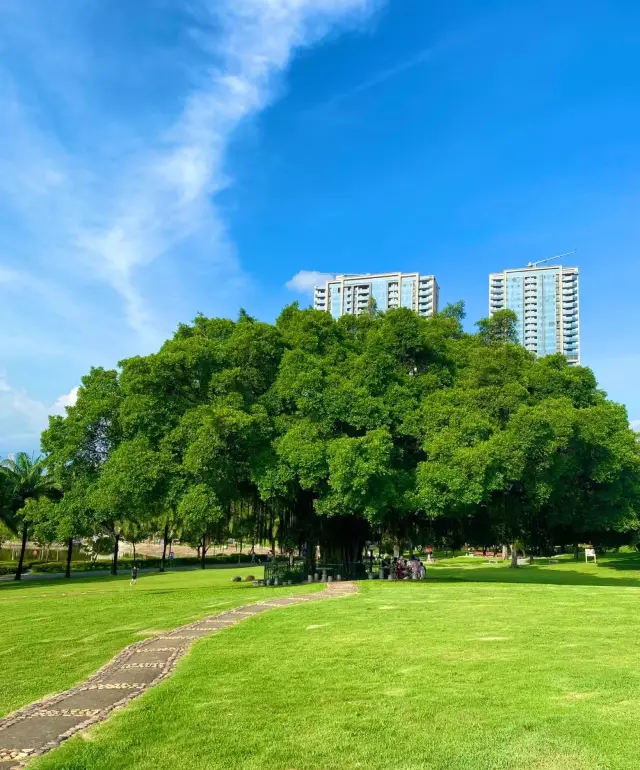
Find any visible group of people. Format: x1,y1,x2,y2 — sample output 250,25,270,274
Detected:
381,555,427,580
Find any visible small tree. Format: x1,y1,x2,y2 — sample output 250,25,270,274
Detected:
476,309,519,344
89,438,167,575
0,453,59,580
178,484,224,569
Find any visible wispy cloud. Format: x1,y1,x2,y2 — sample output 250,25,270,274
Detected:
0,0,382,452
312,45,442,111
287,270,336,294
1,0,381,341
303,31,467,118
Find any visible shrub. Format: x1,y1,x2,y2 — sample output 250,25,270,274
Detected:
232,576,242,582
24,552,270,574
245,575,256,582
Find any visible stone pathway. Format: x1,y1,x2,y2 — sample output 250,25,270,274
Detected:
0,581,358,769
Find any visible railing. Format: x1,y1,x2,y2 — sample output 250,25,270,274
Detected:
263,560,368,584
263,559,308,585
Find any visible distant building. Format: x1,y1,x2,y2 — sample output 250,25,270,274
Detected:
489,264,580,364
314,272,439,319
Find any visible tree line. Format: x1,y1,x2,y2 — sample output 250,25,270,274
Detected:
2,303,639,580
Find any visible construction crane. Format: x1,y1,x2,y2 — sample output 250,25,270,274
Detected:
526,250,577,268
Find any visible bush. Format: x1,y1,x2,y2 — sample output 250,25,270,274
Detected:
204,553,268,564
24,552,270,574
245,575,256,582
0,560,47,575
30,560,102,573
232,576,242,582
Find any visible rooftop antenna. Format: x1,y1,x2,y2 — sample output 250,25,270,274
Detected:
527,249,577,269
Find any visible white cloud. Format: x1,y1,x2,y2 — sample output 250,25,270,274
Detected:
286,270,336,294
630,420,640,433
0,373,79,454
53,386,79,413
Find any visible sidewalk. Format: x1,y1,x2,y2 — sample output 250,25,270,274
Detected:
0,562,261,583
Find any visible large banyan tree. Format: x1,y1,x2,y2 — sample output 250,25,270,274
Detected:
40,303,640,570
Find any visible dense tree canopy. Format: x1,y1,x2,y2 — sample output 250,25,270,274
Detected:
17,302,640,573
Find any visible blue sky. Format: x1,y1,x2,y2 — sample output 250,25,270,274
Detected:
1,0,640,455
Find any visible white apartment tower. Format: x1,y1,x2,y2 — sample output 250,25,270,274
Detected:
314,272,439,319
489,264,580,365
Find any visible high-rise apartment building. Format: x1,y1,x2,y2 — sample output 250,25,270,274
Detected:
489,264,580,364
314,272,439,319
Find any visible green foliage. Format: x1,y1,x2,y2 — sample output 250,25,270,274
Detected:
177,484,224,534
0,520,12,546
24,301,640,565
475,308,519,344
0,453,59,523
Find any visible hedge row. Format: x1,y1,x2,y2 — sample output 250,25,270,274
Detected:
0,551,280,576
20,553,268,574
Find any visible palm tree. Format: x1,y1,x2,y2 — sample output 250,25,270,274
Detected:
0,453,59,581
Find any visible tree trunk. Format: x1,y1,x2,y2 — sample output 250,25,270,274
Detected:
14,521,28,581
111,534,120,575
160,523,169,572
573,543,579,561
201,534,206,570
65,537,73,579
132,541,137,563
510,542,518,569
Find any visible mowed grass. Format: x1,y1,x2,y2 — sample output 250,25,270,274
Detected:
32,555,640,770
0,566,320,717
426,551,640,586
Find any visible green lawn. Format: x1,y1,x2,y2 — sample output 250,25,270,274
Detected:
427,550,640,586
0,566,319,718
29,553,640,770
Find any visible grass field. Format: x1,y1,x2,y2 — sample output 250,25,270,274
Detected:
0,566,321,718
13,553,640,770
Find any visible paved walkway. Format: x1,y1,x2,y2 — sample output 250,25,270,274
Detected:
0,581,359,769
0,563,262,582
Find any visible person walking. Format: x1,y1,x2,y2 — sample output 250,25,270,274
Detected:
130,564,138,585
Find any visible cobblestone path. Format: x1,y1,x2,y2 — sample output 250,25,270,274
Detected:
0,581,359,769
